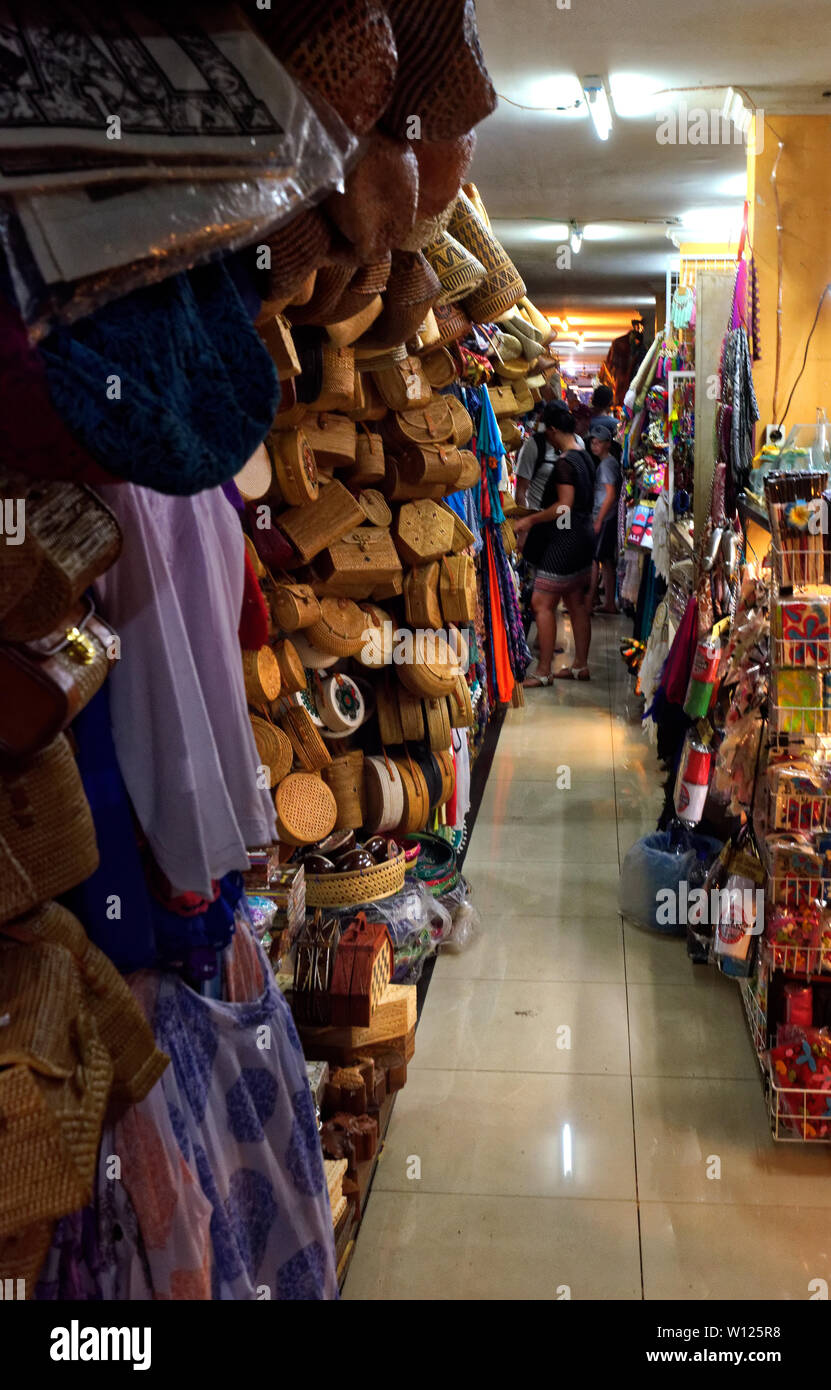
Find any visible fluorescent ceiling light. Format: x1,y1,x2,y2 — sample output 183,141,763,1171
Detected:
722,86,735,119
581,76,613,141
719,171,748,198
569,222,583,255
609,73,667,119
522,74,586,116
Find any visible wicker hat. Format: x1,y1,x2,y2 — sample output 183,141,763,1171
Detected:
288,265,357,329
423,231,486,305
427,301,472,350
235,442,273,501
263,209,333,306
414,132,477,219
382,0,497,141
256,0,397,137
326,295,384,348
397,201,458,255
325,132,419,264
359,252,442,353
449,192,526,323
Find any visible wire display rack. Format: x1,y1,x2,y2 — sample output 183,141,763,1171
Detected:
766,1061,831,1143
740,973,768,1072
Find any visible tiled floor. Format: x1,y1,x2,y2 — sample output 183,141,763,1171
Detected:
343,613,831,1300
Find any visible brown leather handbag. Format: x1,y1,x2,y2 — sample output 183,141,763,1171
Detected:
0,599,118,759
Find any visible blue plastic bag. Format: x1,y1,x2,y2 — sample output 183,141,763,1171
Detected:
620,830,722,935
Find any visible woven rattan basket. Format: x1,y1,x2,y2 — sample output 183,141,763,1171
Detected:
304,850,406,908
357,489,392,528
302,413,357,470
396,684,425,742
306,597,367,656
403,562,442,628
381,397,454,449
278,478,365,566
363,755,405,833
398,630,461,698
422,347,457,389
394,499,457,567
270,429,319,506
356,604,395,668
449,673,474,728
349,378,388,424
273,638,306,693
372,357,432,412
242,646,282,704
275,773,337,846
446,395,474,448
309,346,356,414
321,750,366,830
452,451,480,492
280,706,332,772
376,676,405,745
249,714,294,787
269,581,320,633
435,749,455,805
423,695,452,751
0,734,99,924
392,757,430,835
348,427,386,487
440,553,476,624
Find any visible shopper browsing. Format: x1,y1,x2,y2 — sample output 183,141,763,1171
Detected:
513,402,597,683
587,422,622,614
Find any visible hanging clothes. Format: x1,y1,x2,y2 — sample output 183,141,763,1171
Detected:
94,484,275,899
604,327,647,406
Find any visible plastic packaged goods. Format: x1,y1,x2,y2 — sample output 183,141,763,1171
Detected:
620,829,723,936
673,731,714,827
0,2,356,334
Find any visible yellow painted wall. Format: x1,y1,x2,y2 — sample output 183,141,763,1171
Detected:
751,114,831,430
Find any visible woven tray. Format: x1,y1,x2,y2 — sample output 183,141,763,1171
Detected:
305,850,407,908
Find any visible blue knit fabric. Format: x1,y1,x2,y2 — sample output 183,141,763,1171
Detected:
40,261,279,496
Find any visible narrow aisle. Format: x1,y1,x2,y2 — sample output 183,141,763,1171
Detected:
344,618,831,1301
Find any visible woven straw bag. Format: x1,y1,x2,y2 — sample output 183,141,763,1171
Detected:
306,597,367,657
512,379,534,414
440,553,477,623
501,518,517,555
275,772,337,846
500,419,522,450
279,706,332,772
327,295,384,350
270,429,319,506
290,633,339,670
376,674,405,745
315,527,402,600
249,713,294,787
422,348,456,389
382,0,496,141
449,191,525,322
394,499,457,566
423,230,486,304
440,501,476,552
309,346,356,413
372,357,432,412
242,646,282,704
452,450,480,491
347,427,386,488
356,604,394,668
381,396,454,448
278,478,365,566
396,684,425,742
423,696,452,751
273,395,309,430
424,301,472,350
446,396,474,447
357,489,392,528
398,630,461,698
0,734,99,924
363,756,405,835
403,562,442,628
383,459,446,503
435,749,455,805
487,384,519,420
449,672,474,728
257,312,301,380
348,376,387,423
372,573,404,601
395,442,463,490
392,756,429,835
269,580,321,632
322,750,365,830
0,476,122,644
302,414,357,470
273,638,307,693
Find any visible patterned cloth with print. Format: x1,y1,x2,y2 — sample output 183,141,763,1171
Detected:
110,912,337,1300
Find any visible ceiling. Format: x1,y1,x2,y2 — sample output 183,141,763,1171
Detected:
470,0,831,349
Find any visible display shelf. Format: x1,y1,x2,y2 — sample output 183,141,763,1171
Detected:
336,1090,397,1292
766,1061,831,1143
740,974,768,1069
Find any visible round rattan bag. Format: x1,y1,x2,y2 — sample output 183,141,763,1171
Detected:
306,597,367,657
358,489,392,528
273,638,307,694
242,646,282,705
249,714,293,788
423,695,451,751
275,773,337,846
397,683,425,742
321,750,366,830
392,756,430,835
363,755,405,835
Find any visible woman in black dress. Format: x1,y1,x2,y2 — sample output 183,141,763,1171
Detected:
513,402,596,682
